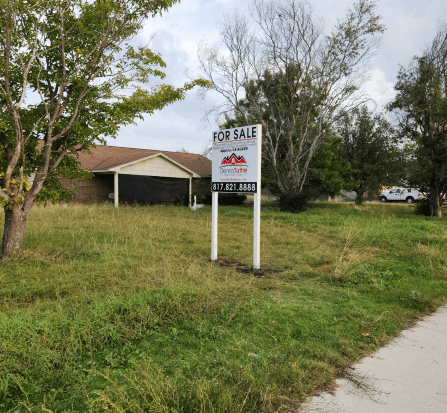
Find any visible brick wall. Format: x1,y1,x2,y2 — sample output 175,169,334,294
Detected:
60,174,113,204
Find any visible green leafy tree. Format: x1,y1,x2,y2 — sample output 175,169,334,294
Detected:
199,0,384,212
335,105,401,204
0,0,209,258
387,24,447,217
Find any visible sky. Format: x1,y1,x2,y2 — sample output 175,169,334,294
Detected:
106,0,447,154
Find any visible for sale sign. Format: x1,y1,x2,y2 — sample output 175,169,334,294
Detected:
212,124,262,193
210,124,262,269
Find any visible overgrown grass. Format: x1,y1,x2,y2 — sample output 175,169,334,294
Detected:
1,201,446,412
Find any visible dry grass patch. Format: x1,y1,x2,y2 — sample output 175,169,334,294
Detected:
331,247,390,279
413,242,447,280
414,242,447,264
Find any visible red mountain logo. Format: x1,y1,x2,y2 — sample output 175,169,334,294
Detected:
221,153,247,166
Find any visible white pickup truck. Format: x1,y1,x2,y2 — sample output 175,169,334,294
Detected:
379,188,423,204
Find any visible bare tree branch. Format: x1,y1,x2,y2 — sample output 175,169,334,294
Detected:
198,0,384,203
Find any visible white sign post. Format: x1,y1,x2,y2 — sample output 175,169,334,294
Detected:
211,124,262,269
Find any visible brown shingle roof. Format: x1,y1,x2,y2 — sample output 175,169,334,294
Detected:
74,145,211,177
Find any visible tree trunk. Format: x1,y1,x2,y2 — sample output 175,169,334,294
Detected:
354,192,364,205
1,205,30,258
432,195,442,217
429,188,442,218
354,187,365,205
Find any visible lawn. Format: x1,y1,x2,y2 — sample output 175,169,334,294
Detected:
1,201,446,412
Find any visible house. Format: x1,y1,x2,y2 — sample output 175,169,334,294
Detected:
37,145,212,207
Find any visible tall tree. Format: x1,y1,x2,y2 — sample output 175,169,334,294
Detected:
335,105,401,204
199,0,384,211
387,24,447,217
220,67,353,211
0,0,209,258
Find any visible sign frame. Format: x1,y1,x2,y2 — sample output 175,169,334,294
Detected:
211,124,262,269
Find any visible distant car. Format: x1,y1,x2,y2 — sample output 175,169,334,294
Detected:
379,188,423,204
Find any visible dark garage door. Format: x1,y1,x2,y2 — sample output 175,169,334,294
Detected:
118,175,189,204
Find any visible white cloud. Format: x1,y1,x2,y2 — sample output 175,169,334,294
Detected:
110,91,214,153
363,69,396,112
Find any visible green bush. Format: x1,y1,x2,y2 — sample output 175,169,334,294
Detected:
203,193,247,206
279,193,310,213
414,198,431,216
191,191,209,205
219,193,247,206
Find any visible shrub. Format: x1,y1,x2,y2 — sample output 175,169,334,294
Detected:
414,198,431,216
191,191,208,205
219,194,247,206
279,193,310,213
203,193,247,206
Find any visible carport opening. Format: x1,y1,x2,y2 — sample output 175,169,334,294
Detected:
117,175,189,205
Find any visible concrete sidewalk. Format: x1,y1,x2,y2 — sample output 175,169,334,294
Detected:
299,305,447,413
